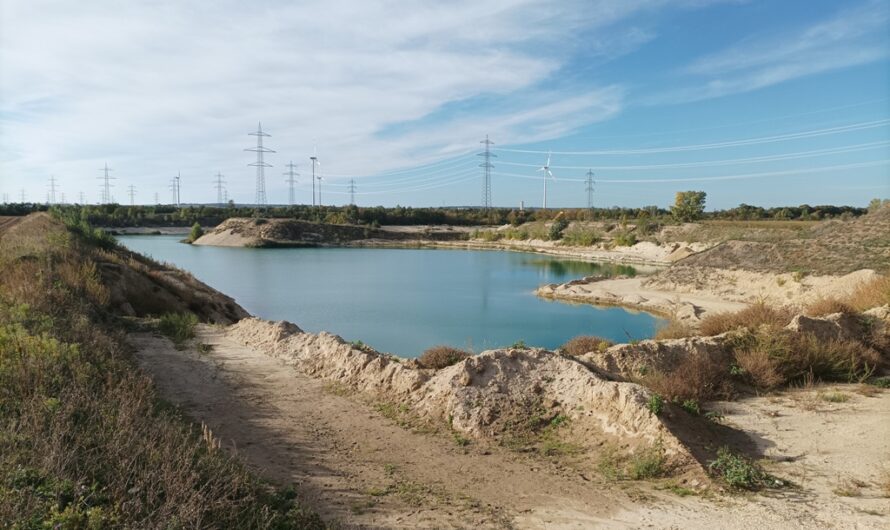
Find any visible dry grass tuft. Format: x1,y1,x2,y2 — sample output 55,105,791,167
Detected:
698,301,794,337
639,352,731,402
417,345,472,370
804,297,856,317
654,319,695,340
844,275,890,311
733,348,784,390
560,335,614,356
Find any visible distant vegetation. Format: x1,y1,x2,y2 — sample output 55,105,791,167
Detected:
0,198,875,229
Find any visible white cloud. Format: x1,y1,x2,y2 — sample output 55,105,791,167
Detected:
0,0,748,202
654,0,890,104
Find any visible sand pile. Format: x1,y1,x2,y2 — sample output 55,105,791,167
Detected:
227,318,699,468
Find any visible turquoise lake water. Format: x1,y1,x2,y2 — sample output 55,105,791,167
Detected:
117,235,663,357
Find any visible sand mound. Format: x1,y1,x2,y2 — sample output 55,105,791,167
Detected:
228,318,700,469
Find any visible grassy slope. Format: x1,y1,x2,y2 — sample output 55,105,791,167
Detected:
0,214,323,528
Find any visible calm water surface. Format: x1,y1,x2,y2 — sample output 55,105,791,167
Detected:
118,235,662,357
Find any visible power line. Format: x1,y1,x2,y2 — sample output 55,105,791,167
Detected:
478,135,495,209
246,122,274,208
495,141,890,171
127,184,136,206
348,178,356,205
310,146,320,207
20,189,26,202
494,119,890,156
98,163,115,204
47,175,59,204
214,172,227,206
283,162,299,206
492,160,889,184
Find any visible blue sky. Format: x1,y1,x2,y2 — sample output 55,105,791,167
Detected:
1,0,888,209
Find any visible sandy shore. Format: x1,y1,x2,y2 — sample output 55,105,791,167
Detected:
538,268,879,322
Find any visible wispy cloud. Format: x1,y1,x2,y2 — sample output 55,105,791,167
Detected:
655,0,890,103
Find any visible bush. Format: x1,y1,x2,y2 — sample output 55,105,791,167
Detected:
560,227,601,246
627,442,668,480
548,218,569,240
560,335,613,356
804,297,855,317
612,232,637,246
158,312,199,345
188,222,204,242
708,447,772,490
698,301,793,336
640,352,731,402
417,345,471,370
843,275,890,311
647,394,664,416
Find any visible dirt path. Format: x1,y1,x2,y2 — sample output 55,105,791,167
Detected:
0,216,23,235
129,326,890,529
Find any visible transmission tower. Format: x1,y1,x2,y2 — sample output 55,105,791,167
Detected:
154,192,159,205
98,163,115,204
348,178,356,205
78,192,86,204
59,192,66,204
2,193,8,203
283,162,299,206
477,135,495,209
170,172,181,206
309,148,320,207
585,169,595,210
213,172,227,206
127,184,137,205
246,122,274,208
48,175,59,204
20,189,26,202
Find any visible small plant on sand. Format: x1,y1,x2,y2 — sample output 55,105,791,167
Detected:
560,335,613,356
417,345,471,370
708,447,775,490
868,376,890,388
833,477,867,497
158,312,198,345
647,394,664,416
821,391,849,403
680,399,701,415
628,442,668,480
510,339,527,349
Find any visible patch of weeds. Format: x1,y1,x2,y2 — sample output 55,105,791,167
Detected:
597,442,668,481
196,343,213,354
452,432,470,447
350,340,375,353
157,312,198,346
323,381,352,397
708,447,780,491
821,391,850,403
383,464,397,476
628,442,668,480
647,394,664,416
680,399,701,415
350,499,376,515
867,376,890,389
659,482,698,497
510,339,527,349
362,486,389,497
550,414,569,427
833,477,867,497
540,438,581,457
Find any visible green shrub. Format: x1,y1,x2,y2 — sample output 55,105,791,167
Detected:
680,399,701,415
613,232,637,246
560,335,613,356
708,447,774,490
560,227,601,246
417,345,471,369
158,312,199,345
188,222,204,242
628,442,667,480
548,218,569,240
647,394,664,416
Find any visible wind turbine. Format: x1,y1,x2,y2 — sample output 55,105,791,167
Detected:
538,151,555,209
309,145,320,207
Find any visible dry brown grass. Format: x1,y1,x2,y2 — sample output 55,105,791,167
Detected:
698,301,794,336
638,352,731,402
844,275,890,311
733,349,784,390
417,345,472,370
804,297,856,317
653,319,695,340
560,335,614,356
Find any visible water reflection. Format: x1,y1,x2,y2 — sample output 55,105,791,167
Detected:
520,258,637,279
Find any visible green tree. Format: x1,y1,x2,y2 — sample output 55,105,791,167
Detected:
671,191,707,222
188,222,204,242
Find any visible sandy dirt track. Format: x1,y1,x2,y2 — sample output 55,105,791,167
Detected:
130,325,890,529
